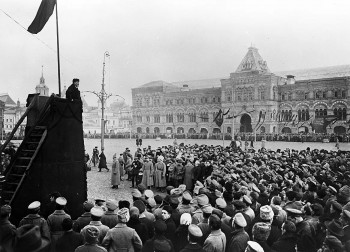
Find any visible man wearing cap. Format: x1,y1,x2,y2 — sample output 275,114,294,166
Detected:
286,207,317,252
81,207,109,244
179,224,205,252
131,156,143,188
0,205,16,252
197,205,213,242
203,214,226,252
227,213,249,252
73,201,94,232
271,220,297,252
244,241,264,252
19,201,50,240
178,191,195,215
47,197,71,249
101,200,119,229
162,206,177,245
43,191,61,219
192,194,209,225
102,208,142,252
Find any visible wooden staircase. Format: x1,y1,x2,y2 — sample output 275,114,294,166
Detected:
1,126,47,204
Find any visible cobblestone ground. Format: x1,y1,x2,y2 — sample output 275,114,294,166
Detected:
84,138,350,201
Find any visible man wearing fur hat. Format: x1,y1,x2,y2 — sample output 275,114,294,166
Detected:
102,208,142,252
154,155,167,191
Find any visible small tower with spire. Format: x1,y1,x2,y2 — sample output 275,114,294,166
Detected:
35,66,49,96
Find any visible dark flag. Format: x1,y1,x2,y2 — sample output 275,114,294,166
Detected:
214,109,224,127
28,0,56,34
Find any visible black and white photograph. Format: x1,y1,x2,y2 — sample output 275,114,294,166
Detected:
1,0,350,251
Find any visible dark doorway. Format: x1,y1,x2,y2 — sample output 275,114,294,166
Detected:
240,114,252,132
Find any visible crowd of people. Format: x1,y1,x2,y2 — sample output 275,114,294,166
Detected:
1,141,350,252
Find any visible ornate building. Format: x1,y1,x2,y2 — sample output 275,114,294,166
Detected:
131,47,350,136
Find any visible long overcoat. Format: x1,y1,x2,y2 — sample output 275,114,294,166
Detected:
111,160,121,186
141,161,154,187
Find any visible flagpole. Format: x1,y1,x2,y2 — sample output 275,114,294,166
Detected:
55,0,62,97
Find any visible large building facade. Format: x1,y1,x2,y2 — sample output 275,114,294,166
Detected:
131,47,350,136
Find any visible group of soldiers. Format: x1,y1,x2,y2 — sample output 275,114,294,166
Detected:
1,142,350,252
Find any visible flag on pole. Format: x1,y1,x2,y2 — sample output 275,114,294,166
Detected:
28,0,56,34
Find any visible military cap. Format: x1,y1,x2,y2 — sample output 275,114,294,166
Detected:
233,212,247,228
182,191,193,201
147,198,156,208
243,195,252,205
197,194,209,206
252,184,260,193
144,189,154,199
329,186,337,194
90,206,104,217
169,195,179,205
202,205,213,214
56,197,67,206
106,199,118,211
170,188,181,196
28,201,41,210
216,198,227,209
285,208,303,216
131,189,142,198
188,224,203,237
246,241,264,252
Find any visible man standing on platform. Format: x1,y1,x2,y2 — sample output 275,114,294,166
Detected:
66,78,81,101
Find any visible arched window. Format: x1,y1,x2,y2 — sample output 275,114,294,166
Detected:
288,93,292,100
298,110,301,121
301,109,306,121
342,90,346,98
334,108,338,119
289,110,292,121
315,109,319,118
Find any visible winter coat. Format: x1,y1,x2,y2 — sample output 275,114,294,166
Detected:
154,161,167,187
141,161,154,187
55,230,84,252
271,233,296,252
102,223,143,252
227,228,250,252
183,163,194,190
19,213,50,240
142,235,175,252
203,230,226,252
73,212,92,232
127,217,150,244
111,160,121,186
99,152,107,168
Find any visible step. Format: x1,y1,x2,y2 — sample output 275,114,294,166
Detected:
26,142,39,144
6,182,19,186
8,174,23,178
13,165,27,168
22,149,36,152
18,157,32,160
2,190,15,194
34,126,46,129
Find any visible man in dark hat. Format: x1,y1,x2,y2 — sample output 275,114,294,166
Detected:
73,201,94,232
43,191,61,219
66,78,81,101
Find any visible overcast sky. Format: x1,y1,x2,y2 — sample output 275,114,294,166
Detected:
1,0,350,105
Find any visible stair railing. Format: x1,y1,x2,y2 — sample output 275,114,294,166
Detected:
1,94,55,176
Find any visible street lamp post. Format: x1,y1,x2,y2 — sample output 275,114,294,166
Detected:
82,51,125,151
